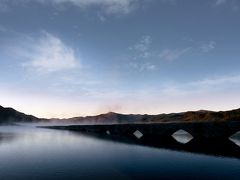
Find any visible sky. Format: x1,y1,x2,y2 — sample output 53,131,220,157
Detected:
0,0,240,118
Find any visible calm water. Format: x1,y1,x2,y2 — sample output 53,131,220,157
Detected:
0,126,240,180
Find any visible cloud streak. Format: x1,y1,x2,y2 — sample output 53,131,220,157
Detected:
129,62,157,71
214,0,227,6
0,0,150,15
161,74,240,96
200,41,216,53
159,47,192,61
22,32,80,74
48,0,138,14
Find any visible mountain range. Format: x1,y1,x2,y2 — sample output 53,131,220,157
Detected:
1,105,240,125
0,105,39,124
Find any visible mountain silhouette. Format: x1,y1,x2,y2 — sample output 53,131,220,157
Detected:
1,105,240,125
0,105,39,124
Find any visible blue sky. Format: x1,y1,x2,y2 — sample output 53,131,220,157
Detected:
0,0,240,118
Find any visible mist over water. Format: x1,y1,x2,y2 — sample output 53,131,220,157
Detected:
0,125,240,180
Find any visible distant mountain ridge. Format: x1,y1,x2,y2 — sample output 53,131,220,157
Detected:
1,105,240,125
0,105,39,124
65,109,240,124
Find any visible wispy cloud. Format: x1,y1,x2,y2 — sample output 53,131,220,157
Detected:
128,35,158,71
213,0,239,11
182,37,216,53
129,62,157,71
161,74,240,96
50,0,137,14
0,0,179,15
128,35,194,71
159,47,192,61
21,32,80,74
97,12,107,22
200,41,216,53
128,35,218,72
191,74,240,87
0,0,151,15
214,0,227,6
129,35,152,59
132,35,152,52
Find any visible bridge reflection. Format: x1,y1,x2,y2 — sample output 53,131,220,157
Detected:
44,121,240,159
43,122,240,159
72,130,240,160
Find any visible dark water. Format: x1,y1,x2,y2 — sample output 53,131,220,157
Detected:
0,126,240,180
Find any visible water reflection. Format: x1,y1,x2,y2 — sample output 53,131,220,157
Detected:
229,131,240,147
70,129,240,160
171,129,193,144
0,133,18,145
0,126,240,180
133,130,143,139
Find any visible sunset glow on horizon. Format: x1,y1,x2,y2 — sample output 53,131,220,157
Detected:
1,0,240,118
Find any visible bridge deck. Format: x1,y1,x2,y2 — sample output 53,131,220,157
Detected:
45,121,240,139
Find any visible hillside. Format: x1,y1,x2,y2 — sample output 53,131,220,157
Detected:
1,105,240,125
0,106,39,124
65,109,240,124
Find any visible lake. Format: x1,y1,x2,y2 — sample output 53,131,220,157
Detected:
0,125,240,180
